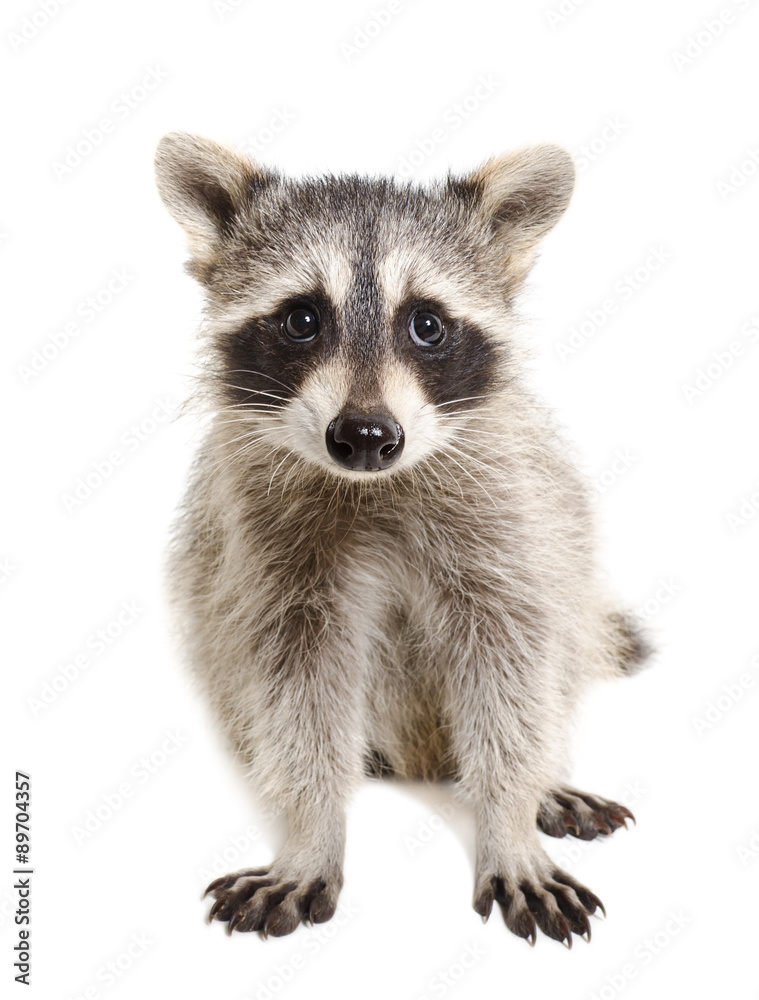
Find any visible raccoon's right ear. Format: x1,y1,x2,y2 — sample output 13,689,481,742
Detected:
458,144,575,281
154,132,271,264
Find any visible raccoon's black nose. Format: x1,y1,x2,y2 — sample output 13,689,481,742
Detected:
326,413,405,472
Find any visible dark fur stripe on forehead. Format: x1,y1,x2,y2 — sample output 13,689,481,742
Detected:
338,240,387,402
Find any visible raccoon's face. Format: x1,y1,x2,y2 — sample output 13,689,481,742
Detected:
155,133,574,480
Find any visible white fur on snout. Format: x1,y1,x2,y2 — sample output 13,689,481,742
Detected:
281,358,456,480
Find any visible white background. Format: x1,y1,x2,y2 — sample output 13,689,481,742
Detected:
4,0,759,997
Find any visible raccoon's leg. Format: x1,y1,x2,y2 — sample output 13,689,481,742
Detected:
204,621,365,938
441,600,605,947
538,787,634,840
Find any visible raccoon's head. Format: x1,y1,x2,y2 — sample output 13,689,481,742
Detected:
155,132,574,481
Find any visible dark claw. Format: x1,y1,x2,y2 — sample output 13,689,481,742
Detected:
264,902,303,938
509,905,537,946
577,886,605,918
561,811,581,837
203,866,269,899
309,890,336,924
208,896,231,922
537,805,569,838
608,805,635,828
594,817,615,836
480,859,604,945
490,879,537,944
203,874,237,898
549,884,592,939
473,878,496,921
204,869,338,938
552,870,606,917
541,789,637,842
520,882,574,947
207,877,273,925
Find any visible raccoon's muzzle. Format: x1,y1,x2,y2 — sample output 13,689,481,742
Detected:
325,413,404,472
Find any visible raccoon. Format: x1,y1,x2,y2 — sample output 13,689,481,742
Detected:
154,132,650,947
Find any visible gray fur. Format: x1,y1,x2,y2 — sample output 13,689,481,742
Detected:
155,132,649,944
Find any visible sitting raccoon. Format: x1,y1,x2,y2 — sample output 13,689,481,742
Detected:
155,132,649,947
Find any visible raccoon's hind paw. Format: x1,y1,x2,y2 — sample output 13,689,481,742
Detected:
537,787,634,841
474,865,604,947
204,866,340,937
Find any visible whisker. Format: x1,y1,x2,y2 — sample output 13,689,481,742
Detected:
211,416,283,431
225,369,296,394
436,413,505,423
268,442,297,496
424,395,490,409
445,435,505,463
202,434,280,476
426,454,465,501
217,401,286,412
209,426,282,454
220,385,291,404
443,442,502,480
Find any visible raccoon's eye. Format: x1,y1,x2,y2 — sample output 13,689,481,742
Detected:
284,307,320,342
409,311,444,347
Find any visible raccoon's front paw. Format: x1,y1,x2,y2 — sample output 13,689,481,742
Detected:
537,787,634,841
474,863,604,947
204,865,341,937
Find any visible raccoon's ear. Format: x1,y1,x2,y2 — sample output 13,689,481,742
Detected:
461,144,575,279
154,131,269,261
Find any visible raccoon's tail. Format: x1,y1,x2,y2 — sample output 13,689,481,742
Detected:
607,610,653,676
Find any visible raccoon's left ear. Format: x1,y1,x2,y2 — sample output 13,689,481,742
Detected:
154,131,272,270
459,144,575,280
